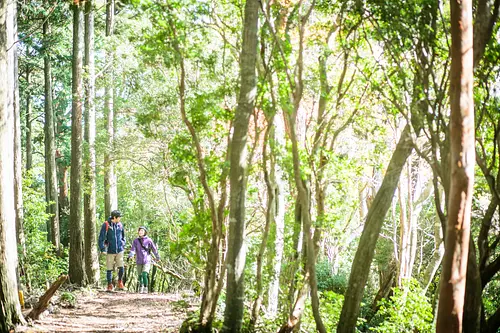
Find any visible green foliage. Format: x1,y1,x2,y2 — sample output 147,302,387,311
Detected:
21,174,67,290
369,280,433,333
316,260,348,294
300,291,345,332
59,291,77,308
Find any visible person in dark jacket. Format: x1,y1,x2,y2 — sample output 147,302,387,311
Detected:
127,226,160,293
98,210,126,291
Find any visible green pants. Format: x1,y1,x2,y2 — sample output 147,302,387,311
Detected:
137,263,151,287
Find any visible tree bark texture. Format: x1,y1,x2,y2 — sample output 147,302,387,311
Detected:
337,124,414,333
43,7,60,253
436,0,474,331
0,0,25,329
84,0,99,285
11,0,25,268
68,2,86,286
104,0,117,217
221,0,259,331
25,62,32,171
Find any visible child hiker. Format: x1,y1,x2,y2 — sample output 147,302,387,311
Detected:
98,210,126,291
127,226,160,293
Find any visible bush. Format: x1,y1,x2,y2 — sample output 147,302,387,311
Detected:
20,174,67,290
316,260,348,294
369,279,433,333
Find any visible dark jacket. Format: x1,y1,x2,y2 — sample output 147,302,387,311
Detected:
98,218,126,254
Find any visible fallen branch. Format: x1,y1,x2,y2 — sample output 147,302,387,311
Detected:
152,262,184,280
27,274,68,320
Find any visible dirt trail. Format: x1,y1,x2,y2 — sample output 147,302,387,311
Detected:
17,290,193,333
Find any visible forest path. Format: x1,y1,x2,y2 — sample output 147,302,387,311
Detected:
17,289,192,333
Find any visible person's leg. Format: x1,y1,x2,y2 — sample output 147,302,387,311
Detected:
116,252,125,289
136,264,144,292
142,263,151,293
106,254,115,290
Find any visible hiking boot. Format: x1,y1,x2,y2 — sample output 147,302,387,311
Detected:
107,283,113,291
117,280,125,290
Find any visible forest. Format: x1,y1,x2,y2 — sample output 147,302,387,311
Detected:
0,0,499,332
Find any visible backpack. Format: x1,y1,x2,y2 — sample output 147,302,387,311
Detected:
103,221,117,246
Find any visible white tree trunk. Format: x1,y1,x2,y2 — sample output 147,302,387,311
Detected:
267,113,286,317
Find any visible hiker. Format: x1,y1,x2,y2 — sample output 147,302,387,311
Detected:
127,226,160,293
98,210,126,291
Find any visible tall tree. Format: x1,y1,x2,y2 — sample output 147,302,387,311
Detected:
266,114,286,317
0,0,25,329
24,48,32,171
221,0,259,331
104,0,117,217
436,0,474,331
83,0,99,285
68,0,86,286
43,0,60,253
12,0,25,265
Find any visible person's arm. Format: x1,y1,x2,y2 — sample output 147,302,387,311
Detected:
98,223,106,252
121,224,126,249
128,239,136,258
151,240,160,261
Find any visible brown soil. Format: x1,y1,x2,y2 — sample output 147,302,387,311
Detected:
16,290,194,333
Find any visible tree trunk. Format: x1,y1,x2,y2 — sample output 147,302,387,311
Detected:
25,61,32,171
463,242,481,333
436,0,474,331
422,210,445,292
68,1,86,286
57,163,70,246
0,0,25,328
221,1,259,331
12,0,25,267
267,113,286,317
284,91,326,332
286,196,303,314
337,124,414,333
462,1,500,326
43,7,60,254
104,0,117,217
83,0,99,285
250,124,276,328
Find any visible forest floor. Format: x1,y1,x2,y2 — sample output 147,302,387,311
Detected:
16,289,196,333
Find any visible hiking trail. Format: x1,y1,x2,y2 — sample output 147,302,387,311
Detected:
16,290,194,333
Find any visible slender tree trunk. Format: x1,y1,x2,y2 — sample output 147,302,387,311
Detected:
337,124,414,333
462,0,500,327
286,196,303,315
0,0,26,329
221,0,259,331
169,22,228,329
267,114,286,317
285,112,326,333
397,180,409,287
68,1,86,286
422,210,445,292
250,125,276,328
104,0,117,217
25,61,32,171
43,8,60,254
57,162,70,246
84,0,99,285
436,0,474,331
